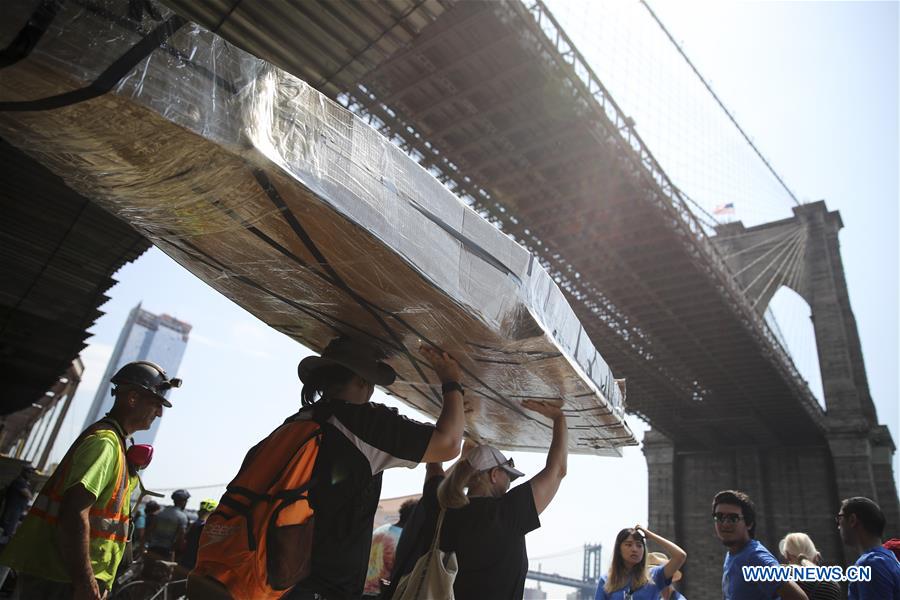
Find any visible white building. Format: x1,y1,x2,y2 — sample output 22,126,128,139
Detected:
83,303,191,445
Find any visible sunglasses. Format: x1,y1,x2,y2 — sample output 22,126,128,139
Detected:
713,513,744,524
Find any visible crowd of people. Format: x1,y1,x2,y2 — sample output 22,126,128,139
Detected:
126,491,219,570
369,473,899,600
0,338,897,600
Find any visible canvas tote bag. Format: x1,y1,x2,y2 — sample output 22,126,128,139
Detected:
393,509,458,600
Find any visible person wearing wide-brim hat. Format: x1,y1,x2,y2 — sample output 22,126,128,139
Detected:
283,336,466,600
646,551,687,599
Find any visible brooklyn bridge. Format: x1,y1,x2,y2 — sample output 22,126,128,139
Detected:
0,1,895,596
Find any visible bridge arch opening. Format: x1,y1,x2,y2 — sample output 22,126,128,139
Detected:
764,286,825,409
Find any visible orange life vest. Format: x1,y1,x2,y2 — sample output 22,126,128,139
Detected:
29,418,130,544
192,411,322,600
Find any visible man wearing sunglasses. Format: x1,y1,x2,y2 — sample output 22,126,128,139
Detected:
712,490,808,600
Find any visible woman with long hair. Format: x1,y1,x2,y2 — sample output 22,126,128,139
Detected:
595,525,686,600
778,532,841,600
191,337,466,600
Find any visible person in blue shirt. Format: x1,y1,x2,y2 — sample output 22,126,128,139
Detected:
646,551,687,600
838,496,900,600
594,525,686,600
713,490,807,600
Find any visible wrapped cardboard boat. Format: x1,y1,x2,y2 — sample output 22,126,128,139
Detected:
0,0,635,454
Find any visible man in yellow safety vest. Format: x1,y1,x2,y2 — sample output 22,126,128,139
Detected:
0,361,182,600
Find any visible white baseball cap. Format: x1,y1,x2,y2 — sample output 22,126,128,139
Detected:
466,445,525,480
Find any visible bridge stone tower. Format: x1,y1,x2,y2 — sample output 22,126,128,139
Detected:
644,201,898,599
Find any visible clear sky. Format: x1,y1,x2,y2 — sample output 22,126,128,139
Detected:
43,2,898,597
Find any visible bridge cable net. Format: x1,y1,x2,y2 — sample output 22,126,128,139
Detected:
542,0,801,229
538,0,826,405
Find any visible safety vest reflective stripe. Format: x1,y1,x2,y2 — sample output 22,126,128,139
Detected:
106,450,127,515
32,494,125,520
87,515,129,541
31,422,131,545
29,506,57,524
30,496,129,542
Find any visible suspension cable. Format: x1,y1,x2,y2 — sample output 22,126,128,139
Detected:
639,0,801,207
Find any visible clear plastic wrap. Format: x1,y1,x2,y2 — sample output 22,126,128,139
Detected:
0,0,635,454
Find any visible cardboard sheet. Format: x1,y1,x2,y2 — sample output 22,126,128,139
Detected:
0,0,635,454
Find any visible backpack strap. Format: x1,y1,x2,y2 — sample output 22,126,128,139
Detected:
218,417,322,551
282,401,333,425
282,410,310,425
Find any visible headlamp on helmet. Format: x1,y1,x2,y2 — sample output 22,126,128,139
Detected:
110,361,182,407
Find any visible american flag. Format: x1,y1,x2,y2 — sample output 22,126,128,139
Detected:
714,202,735,216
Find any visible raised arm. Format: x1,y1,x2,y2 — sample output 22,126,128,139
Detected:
420,347,465,463
635,525,687,581
523,400,568,515
425,462,445,481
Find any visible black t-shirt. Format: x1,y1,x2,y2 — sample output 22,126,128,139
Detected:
440,481,541,600
294,400,433,600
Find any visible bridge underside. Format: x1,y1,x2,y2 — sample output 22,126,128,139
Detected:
164,0,825,449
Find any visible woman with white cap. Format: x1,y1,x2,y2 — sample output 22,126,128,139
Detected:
426,399,568,600
646,551,687,600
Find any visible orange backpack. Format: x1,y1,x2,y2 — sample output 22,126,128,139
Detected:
192,411,323,600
